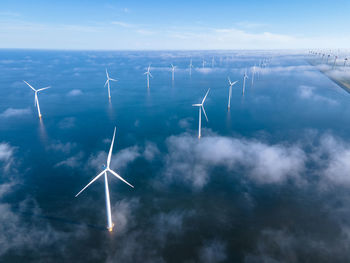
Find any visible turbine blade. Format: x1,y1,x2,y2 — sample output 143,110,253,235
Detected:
24,80,36,91
37,86,50,92
201,88,210,104
109,78,118,82
149,73,153,78
108,169,134,188
202,105,208,122
228,77,231,85
75,169,106,197
104,79,109,87
231,80,238,86
106,68,109,78
192,104,201,106
107,127,116,168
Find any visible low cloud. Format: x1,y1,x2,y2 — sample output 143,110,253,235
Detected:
143,142,160,161
162,133,306,189
67,89,83,96
111,198,140,234
298,85,337,105
88,146,140,172
0,143,15,172
55,151,84,168
0,108,30,118
47,141,76,154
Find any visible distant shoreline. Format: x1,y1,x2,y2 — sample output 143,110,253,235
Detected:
307,59,350,94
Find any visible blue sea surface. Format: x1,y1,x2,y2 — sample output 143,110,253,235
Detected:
1,50,350,262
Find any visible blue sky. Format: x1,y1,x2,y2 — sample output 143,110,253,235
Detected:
1,0,350,50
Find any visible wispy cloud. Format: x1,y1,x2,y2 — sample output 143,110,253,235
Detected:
162,133,306,189
0,108,31,118
0,143,15,172
67,89,83,96
298,85,338,105
111,21,135,28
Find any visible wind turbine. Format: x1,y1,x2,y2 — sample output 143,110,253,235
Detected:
251,65,256,86
333,56,338,68
192,89,210,139
344,58,348,67
202,59,206,68
75,127,134,232
227,77,238,109
211,56,215,67
242,69,248,96
24,81,50,119
171,64,176,81
144,64,153,88
105,69,118,100
189,59,193,76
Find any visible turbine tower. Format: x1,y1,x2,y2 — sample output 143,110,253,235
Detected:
333,56,338,69
242,69,248,96
105,69,118,100
23,80,50,119
227,77,238,109
171,64,175,81
202,59,206,69
75,127,134,232
144,64,153,88
189,59,193,76
192,89,210,139
251,65,256,86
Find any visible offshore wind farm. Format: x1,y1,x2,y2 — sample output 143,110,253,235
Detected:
1,1,350,263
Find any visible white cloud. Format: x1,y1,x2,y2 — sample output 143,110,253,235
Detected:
47,141,76,154
0,108,31,118
88,146,140,172
178,117,193,129
111,21,134,28
162,134,306,189
111,198,140,234
298,85,337,105
0,143,15,172
55,151,84,168
143,142,160,161
67,89,83,96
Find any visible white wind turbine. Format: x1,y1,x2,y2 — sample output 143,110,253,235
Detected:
202,59,206,68
24,81,50,119
144,64,153,88
211,56,215,67
105,69,118,100
192,89,210,139
189,59,193,76
242,69,248,96
251,65,256,86
75,127,134,232
171,64,176,81
227,77,238,109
